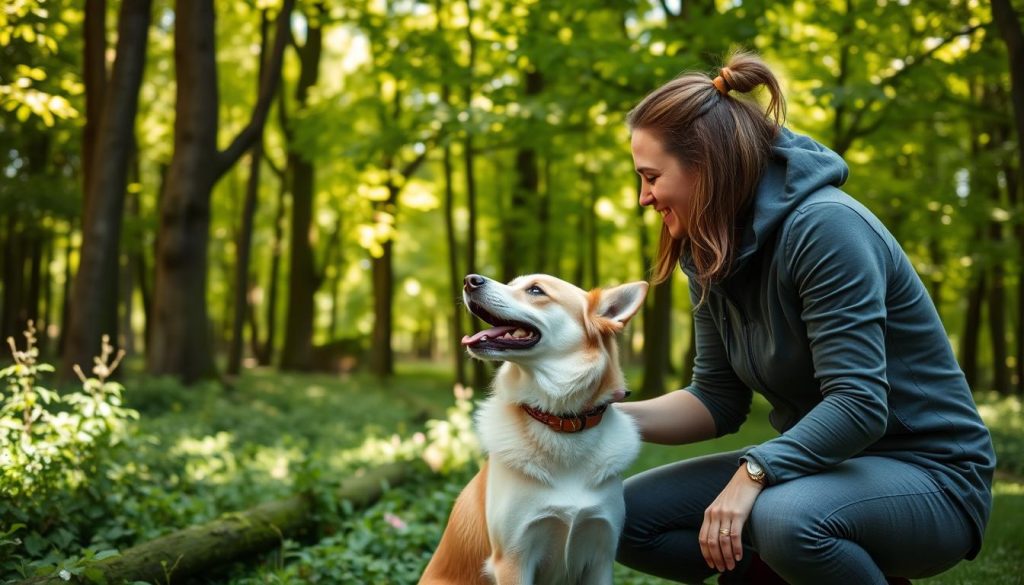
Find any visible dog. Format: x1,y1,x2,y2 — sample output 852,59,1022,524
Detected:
420,273,648,585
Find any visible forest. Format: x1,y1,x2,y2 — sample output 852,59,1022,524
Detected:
1,0,1023,583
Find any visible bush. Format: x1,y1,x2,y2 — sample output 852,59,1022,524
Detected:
0,324,138,581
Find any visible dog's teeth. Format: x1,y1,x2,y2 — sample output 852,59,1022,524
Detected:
513,329,527,338
481,335,488,341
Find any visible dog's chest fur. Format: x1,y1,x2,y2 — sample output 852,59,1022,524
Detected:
475,395,641,582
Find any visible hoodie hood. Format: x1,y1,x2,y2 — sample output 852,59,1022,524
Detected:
682,128,849,278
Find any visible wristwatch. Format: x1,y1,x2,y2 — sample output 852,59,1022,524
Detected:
743,458,766,485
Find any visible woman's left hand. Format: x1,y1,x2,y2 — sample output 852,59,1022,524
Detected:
699,464,765,573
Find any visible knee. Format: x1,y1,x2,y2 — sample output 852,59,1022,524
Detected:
749,490,824,564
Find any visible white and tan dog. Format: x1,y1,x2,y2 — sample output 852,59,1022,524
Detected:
420,273,647,585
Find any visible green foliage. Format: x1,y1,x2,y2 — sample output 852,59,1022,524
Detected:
0,324,138,581
977,392,1024,478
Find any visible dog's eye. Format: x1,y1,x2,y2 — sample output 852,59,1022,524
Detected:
526,285,546,296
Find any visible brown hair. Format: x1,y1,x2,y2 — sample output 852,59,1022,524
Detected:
627,50,786,301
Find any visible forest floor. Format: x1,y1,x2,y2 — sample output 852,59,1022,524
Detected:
118,362,1023,584
9,361,1021,584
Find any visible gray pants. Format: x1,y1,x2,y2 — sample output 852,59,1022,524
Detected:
617,449,975,584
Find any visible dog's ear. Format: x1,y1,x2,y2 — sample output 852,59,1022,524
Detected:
594,282,649,330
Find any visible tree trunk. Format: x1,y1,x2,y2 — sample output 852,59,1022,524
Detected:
462,0,486,390
986,199,1011,395
371,203,396,377
39,232,53,353
638,273,673,399
587,173,599,288
573,177,586,287
991,0,1024,395
120,149,142,356
26,228,42,326
149,0,292,382
63,0,152,378
503,70,543,282
280,4,324,371
536,157,552,274
149,0,220,382
22,462,417,585
927,238,943,319
82,0,107,213
57,225,73,357
443,142,466,385
961,268,985,389
228,10,272,377
2,216,25,341
260,179,287,365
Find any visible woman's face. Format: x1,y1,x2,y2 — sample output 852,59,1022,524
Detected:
630,128,696,239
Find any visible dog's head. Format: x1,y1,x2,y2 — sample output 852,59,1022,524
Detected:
460,274,648,369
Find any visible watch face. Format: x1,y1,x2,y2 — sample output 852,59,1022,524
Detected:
747,459,764,476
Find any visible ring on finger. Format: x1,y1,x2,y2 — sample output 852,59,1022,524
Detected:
719,527,732,536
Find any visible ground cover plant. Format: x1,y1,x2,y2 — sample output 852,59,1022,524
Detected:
2,348,1021,584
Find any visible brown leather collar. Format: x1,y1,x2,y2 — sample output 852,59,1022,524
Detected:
521,402,609,433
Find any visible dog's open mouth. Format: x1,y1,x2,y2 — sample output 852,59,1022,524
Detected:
462,301,541,350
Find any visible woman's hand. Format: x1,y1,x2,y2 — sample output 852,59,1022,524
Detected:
699,464,765,573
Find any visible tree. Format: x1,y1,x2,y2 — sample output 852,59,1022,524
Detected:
279,1,326,371
63,0,153,378
992,0,1024,393
149,0,293,383
227,9,275,377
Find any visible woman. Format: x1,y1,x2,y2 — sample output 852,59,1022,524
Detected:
614,51,995,585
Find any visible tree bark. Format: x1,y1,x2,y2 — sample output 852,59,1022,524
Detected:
986,180,1011,394
991,0,1024,394
370,196,397,377
63,0,152,378
961,265,985,389
82,0,107,213
442,142,466,385
503,69,543,282
463,0,486,390
280,3,324,371
257,173,288,366
638,274,673,400
149,0,292,383
21,462,417,585
228,10,272,377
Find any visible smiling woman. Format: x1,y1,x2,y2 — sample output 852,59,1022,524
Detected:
614,50,995,585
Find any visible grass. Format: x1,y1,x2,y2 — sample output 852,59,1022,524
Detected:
53,362,1023,584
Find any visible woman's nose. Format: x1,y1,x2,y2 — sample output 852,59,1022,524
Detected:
638,190,654,207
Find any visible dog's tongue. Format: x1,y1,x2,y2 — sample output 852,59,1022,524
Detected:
461,326,517,346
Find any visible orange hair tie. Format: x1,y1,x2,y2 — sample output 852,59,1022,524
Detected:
712,66,733,95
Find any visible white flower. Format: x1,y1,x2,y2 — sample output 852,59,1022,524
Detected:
59,569,71,581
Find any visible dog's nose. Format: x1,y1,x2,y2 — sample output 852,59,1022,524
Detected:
464,274,486,291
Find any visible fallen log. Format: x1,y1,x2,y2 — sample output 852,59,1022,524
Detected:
20,461,421,585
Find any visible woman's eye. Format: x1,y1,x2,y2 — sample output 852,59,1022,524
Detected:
526,285,546,296
646,176,657,185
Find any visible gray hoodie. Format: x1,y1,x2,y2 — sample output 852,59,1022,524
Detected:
683,128,995,558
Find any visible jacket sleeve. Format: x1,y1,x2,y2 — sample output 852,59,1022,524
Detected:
685,280,752,436
743,201,892,485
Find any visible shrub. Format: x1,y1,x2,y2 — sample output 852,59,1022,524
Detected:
0,324,138,581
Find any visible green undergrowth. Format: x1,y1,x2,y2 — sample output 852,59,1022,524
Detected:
3,347,1022,584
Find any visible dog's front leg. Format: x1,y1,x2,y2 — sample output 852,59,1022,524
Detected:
488,551,534,585
580,559,615,585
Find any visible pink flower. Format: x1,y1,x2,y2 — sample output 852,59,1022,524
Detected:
384,512,407,531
